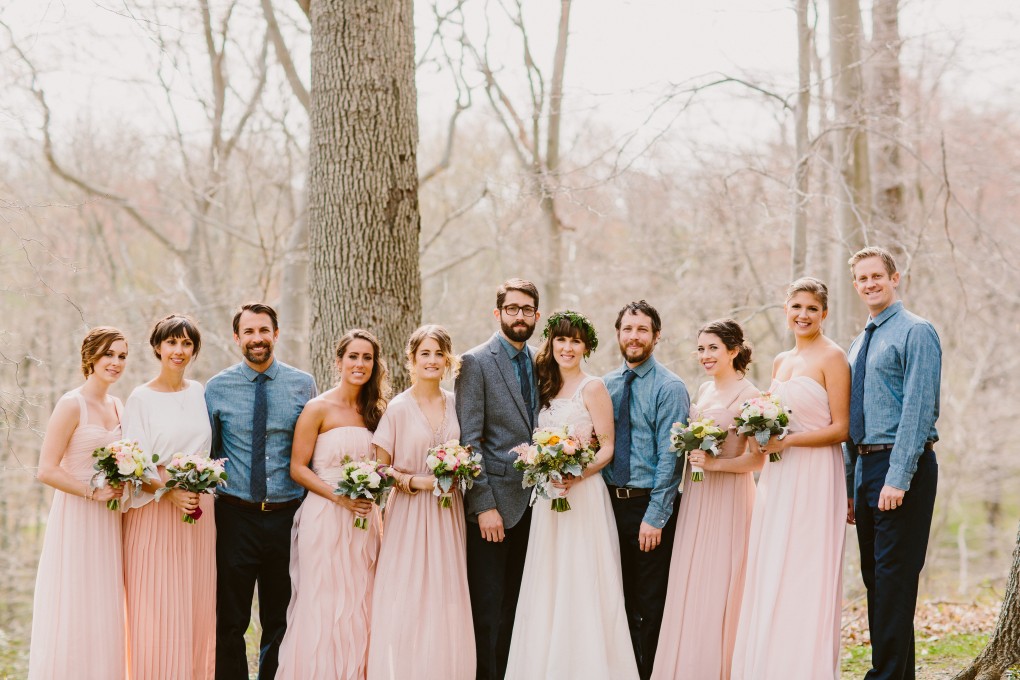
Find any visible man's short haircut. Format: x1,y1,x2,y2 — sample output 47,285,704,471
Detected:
614,300,662,334
232,302,279,335
848,246,898,277
496,278,540,310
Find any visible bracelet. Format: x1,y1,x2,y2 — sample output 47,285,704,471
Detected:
85,485,94,501
401,473,420,496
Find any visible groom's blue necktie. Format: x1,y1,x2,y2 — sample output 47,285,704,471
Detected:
513,350,534,429
849,322,877,445
613,369,637,487
251,373,269,501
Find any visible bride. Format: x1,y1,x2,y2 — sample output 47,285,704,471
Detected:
504,310,639,680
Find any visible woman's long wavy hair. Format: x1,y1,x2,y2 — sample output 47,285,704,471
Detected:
535,315,593,410
335,329,390,432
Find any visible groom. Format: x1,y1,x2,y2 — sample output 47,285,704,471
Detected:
845,246,940,680
457,278,541,680
603,300,689,680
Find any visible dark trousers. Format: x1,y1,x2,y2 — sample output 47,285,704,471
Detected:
466,506,532,680
855,450,938,680
611,493,678,680
215,498,298,680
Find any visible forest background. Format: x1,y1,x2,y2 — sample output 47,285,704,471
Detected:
2,0,1020,677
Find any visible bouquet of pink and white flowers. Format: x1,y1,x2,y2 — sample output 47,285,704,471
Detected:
734,392,792,462
334,457,397,529
91,439,159,511
155,453,228,523
425,440,483,509
669,417,729,482
512,426,598,512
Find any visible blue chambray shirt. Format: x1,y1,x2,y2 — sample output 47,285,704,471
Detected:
843,301,941,494
205,359,317,503
497,334,538,407
603,355,690,528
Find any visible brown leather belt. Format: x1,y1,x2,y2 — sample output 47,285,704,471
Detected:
216,493,302,512
857,441,935,455
607,486,651,500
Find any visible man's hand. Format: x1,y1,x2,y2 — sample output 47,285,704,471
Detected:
478,508,505,542
877,485,905,512
638,521,662,552
846,498,856,525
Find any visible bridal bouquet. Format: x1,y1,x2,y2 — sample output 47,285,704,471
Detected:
333,457,396,529
669,418,729,482
734,392,792,462
425,440,483,509
91,439,159,511
512,426,598,512
155,453,228,523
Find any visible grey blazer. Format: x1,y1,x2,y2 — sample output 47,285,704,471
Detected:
456,332,538,529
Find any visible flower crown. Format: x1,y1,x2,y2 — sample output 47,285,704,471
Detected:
542,310,599,357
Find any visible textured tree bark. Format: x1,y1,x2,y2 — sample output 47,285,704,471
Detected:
870,0,907,268
828,0,871,343
307,0,421,391
954,521,1020,680
790,0,811,281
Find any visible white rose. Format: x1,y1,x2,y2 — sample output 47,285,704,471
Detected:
746,405,762,419
425,455,440,471
762,404,779,420
366,471,382,488
117,457,137,476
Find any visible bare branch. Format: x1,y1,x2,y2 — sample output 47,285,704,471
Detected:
262,0,310,111
420,188,488,253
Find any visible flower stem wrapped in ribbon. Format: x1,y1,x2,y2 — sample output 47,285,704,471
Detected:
154,452,228,523
734,392,792,462
512,426,598,512
91,439,159,511
333,457,396,529
425,440,483,509
669,418,729,482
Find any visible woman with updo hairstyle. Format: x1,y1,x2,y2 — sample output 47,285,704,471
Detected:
120,313,216,679
505,310,639,679
29,327,129,678
366,324,476,679
278,329,390,678
652,318,762,680
731,277,849,679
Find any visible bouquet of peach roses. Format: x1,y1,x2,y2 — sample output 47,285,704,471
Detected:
155,453,228,523
512,426,598,512
425,440,483,509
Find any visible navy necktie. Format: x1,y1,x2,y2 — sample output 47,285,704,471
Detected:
251,373,269,501
513,350,534,429
849,322,877,445
613,369,637,487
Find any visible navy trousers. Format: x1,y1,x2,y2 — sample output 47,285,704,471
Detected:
214,499,298,680
855,449,938,680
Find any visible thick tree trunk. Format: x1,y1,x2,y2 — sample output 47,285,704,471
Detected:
307,0,421,391
870,0,907,269
954,521,1020,680
828,0,871,343
790,0,811,280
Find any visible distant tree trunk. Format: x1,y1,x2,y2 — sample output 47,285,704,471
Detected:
790,0,811,281
307,0,421,391
870,0,907,269
954,521,1020,680
829,0,871,343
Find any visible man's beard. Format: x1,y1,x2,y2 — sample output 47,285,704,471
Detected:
619,340,653,364
244,342,274,365
502,319,535,343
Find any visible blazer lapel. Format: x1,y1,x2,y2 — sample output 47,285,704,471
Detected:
489,334,530,425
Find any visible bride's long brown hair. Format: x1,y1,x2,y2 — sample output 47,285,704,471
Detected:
535,312,598,410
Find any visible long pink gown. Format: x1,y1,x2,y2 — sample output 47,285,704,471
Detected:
28,390,127,680
731,377,846,679
366,389,475,680
277,426,380,679
121,381,216,680
651,396,756,680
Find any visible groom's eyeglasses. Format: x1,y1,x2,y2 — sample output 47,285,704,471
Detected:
501,304,537,318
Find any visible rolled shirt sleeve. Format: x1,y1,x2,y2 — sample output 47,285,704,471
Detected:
885,323,941,491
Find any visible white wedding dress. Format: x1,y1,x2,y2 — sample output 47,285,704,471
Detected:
504,375,639,680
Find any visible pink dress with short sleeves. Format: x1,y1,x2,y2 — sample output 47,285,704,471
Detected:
366,388,475,680
277,426,380,679
28,390,127,680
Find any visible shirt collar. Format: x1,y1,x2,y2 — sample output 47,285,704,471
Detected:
623,354,658,378
240,358,279,382
498,334,527,359
869,300,904,328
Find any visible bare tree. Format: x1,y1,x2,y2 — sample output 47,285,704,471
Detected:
306,0,421,390
790,0,812,280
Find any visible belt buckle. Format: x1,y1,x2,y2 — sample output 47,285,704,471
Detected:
260,501,268,511
615,487,629,500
